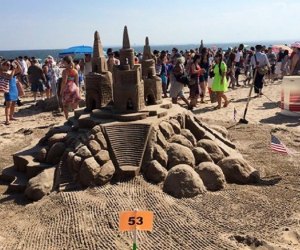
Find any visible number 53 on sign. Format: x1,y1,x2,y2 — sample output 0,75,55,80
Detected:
119,211,154,232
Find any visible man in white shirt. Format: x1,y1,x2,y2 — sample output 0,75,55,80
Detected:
251,45,271,97
234,44,244,87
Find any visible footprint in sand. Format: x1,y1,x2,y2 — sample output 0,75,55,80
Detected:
281,228,300,246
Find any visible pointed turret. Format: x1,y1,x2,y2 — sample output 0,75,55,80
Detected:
199,39,204,51
92,30,107,73
119,26,135,68
122,26,130,49
93,31,105,58
143,36,152,60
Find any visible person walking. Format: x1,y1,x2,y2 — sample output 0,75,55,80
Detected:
28,59,46,102
60,56,81,119
211,53,229,109
250,45,271,97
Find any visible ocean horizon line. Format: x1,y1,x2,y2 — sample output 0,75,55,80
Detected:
0,39,298,52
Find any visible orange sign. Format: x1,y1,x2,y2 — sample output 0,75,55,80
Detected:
119,211,154,232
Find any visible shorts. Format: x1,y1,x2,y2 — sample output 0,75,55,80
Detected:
31,81,45,92
199,72,208,82
160,74,168,85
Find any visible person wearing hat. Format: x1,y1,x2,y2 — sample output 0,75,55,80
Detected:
250,45,270,97
107,48,120,73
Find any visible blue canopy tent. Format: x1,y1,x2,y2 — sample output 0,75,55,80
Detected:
58,45,93,58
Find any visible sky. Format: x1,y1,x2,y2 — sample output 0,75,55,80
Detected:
0,0,299,50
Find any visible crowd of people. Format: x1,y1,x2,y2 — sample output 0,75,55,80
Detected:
1,42,300,124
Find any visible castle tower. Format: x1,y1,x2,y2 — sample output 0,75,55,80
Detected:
142,37,162,105
92,31,108,73
85,31,113,111
113,26,145,112
119,26,135,69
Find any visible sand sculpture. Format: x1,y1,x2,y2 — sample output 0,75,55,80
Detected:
0,26,260,201
85,31,113,111
142,37,163,105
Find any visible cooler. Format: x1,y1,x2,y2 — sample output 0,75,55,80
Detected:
280,76,300,116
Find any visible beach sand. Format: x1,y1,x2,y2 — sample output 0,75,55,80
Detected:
0,80,299,249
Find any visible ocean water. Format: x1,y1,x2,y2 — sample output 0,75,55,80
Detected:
0,40,294,61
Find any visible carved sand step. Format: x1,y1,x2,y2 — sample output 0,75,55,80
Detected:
104,123,151,176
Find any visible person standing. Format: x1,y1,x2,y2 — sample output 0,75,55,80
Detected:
290,46,300,75
0,60,22,125
211,53,229,109
189,55,204,109
159,52,168,98
42,60,52,99
28,59,46,102
106,49,120,73
267,47,277,82
251,45,271,97
199,48,209,103
234,44,244,87
169,56,190,108
60,56,81,119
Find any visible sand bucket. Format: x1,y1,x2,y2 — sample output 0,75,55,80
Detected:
280,76,300,116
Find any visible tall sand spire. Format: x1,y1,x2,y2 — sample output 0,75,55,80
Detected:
93,31,104,58
122,26,130,49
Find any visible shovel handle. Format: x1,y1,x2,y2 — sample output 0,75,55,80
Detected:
242,69,257,119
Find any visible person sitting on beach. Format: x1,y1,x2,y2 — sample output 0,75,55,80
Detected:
250,45,271,97
0,60,22,125
211,53,229,109
28,59,47,102
60,56,81,119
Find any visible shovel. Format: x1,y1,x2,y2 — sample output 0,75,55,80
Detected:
239,69,257,124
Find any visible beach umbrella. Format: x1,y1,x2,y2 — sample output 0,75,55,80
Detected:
58,45,93,57
272,44,292,54
291,41,300,48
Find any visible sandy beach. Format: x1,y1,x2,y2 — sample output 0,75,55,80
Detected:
0,80,299,249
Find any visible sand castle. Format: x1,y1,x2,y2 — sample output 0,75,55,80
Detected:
85,31,113,111
0,26,260,201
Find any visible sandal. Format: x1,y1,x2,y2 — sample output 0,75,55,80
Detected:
213,106,221,110
4,121,10,125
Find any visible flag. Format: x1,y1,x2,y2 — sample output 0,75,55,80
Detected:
233,107,237,121
270,134,290,154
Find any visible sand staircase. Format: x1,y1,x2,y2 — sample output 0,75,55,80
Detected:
103,123,151,176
